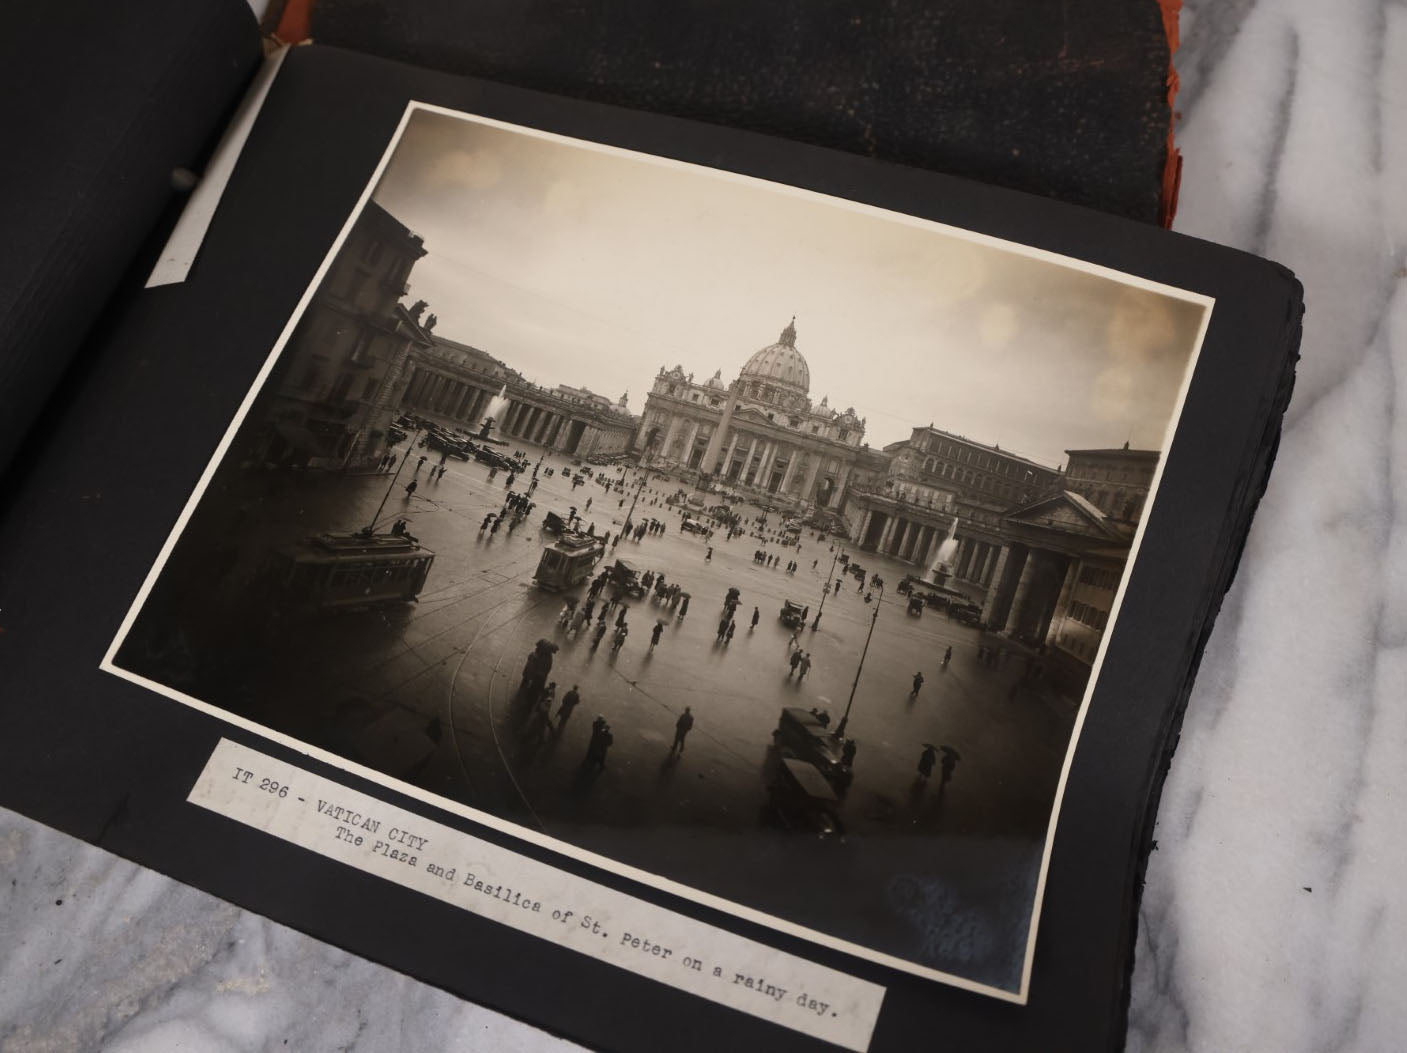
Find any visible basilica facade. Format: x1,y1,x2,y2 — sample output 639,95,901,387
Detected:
636,320,866,512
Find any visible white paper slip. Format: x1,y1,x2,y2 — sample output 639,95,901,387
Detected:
190,738,886,1050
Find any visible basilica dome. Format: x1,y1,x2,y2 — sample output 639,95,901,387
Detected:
740,318,810,396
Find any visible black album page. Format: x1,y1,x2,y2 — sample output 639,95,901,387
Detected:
0,45,1300,1053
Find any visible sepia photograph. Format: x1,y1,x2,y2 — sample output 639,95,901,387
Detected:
105,102,1211,999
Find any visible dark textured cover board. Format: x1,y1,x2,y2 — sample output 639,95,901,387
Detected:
304,0,1177,225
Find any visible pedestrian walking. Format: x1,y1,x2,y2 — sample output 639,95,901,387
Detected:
611,623,629,652
555,685,581,728
942,645,952,669
403,478,418,499
705,546,713,562
917,744,937,780
586,720,613,770
940,749,958,788
591,620,608,650
788,649,802,677
725,620,736,643
911,671,925,697
796,652,812,681
417,455,427,471
670,707,694,754
750,606,759,631
679,593,690,619
616,605,629,628
650,622,664,649
717,616,729,642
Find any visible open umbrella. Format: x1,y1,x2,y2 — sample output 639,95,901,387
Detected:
939,745,962,761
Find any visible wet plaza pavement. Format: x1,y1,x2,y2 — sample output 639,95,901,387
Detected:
121,435,1082,992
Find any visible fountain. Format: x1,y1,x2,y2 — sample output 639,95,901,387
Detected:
925,519,960,588
477,384,510,443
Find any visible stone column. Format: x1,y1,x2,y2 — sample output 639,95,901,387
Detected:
832,462,853,507
701,389,737,473
980,546,1013,626
758,441,778,486
779,447,800,495
800,455,821,504
855,508,873,546
1040,559,1080,647
920,525,940,567
722,432,740,479
892,519,910,558
683,420,701,467
1006,551,1040,634
878,515,897,553
661,415,682,463
741,436,759,483
982,545,1000,586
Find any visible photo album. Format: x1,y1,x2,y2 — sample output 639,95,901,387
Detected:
0,6,1302,1051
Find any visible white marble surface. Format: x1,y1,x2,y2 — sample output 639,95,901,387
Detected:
5,2,1405,1049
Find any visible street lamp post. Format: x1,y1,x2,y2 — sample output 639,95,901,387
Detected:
811,546,842,631
365,425,422,534
624,474,647,535
834,581,883,740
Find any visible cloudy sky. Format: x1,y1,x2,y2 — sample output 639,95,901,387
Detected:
368,107,1209,468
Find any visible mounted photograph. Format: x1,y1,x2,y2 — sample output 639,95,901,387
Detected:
104,102,1211,1000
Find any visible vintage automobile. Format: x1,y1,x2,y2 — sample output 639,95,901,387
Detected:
679,516,709,535
541,510,568,534
950,601,984,626
772,707,846,780
609,558,647,598
779,599,809,629
474,446,515,470
766,756,845,838
907,595,925,617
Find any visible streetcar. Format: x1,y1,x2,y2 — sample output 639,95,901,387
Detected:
532,532,607,591
258,532,434,613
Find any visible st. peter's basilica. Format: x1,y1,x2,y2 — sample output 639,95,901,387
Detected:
636,319,866,512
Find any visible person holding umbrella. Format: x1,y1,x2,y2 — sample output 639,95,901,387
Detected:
939,745,961,789
917,743,938,780
650,620,664,649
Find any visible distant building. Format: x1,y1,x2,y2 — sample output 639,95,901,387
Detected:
251,201,431,469
1062,444,1159,523
636,319,866,511
967,446,1158,692
399,337,638,458
843,427,1061,568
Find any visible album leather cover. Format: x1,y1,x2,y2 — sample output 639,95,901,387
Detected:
0,42,1299,1053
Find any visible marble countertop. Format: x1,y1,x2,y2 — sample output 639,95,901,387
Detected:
4,2,1403,1049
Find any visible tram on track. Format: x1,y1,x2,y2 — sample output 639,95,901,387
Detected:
258,532,434,613
532,531,607,591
